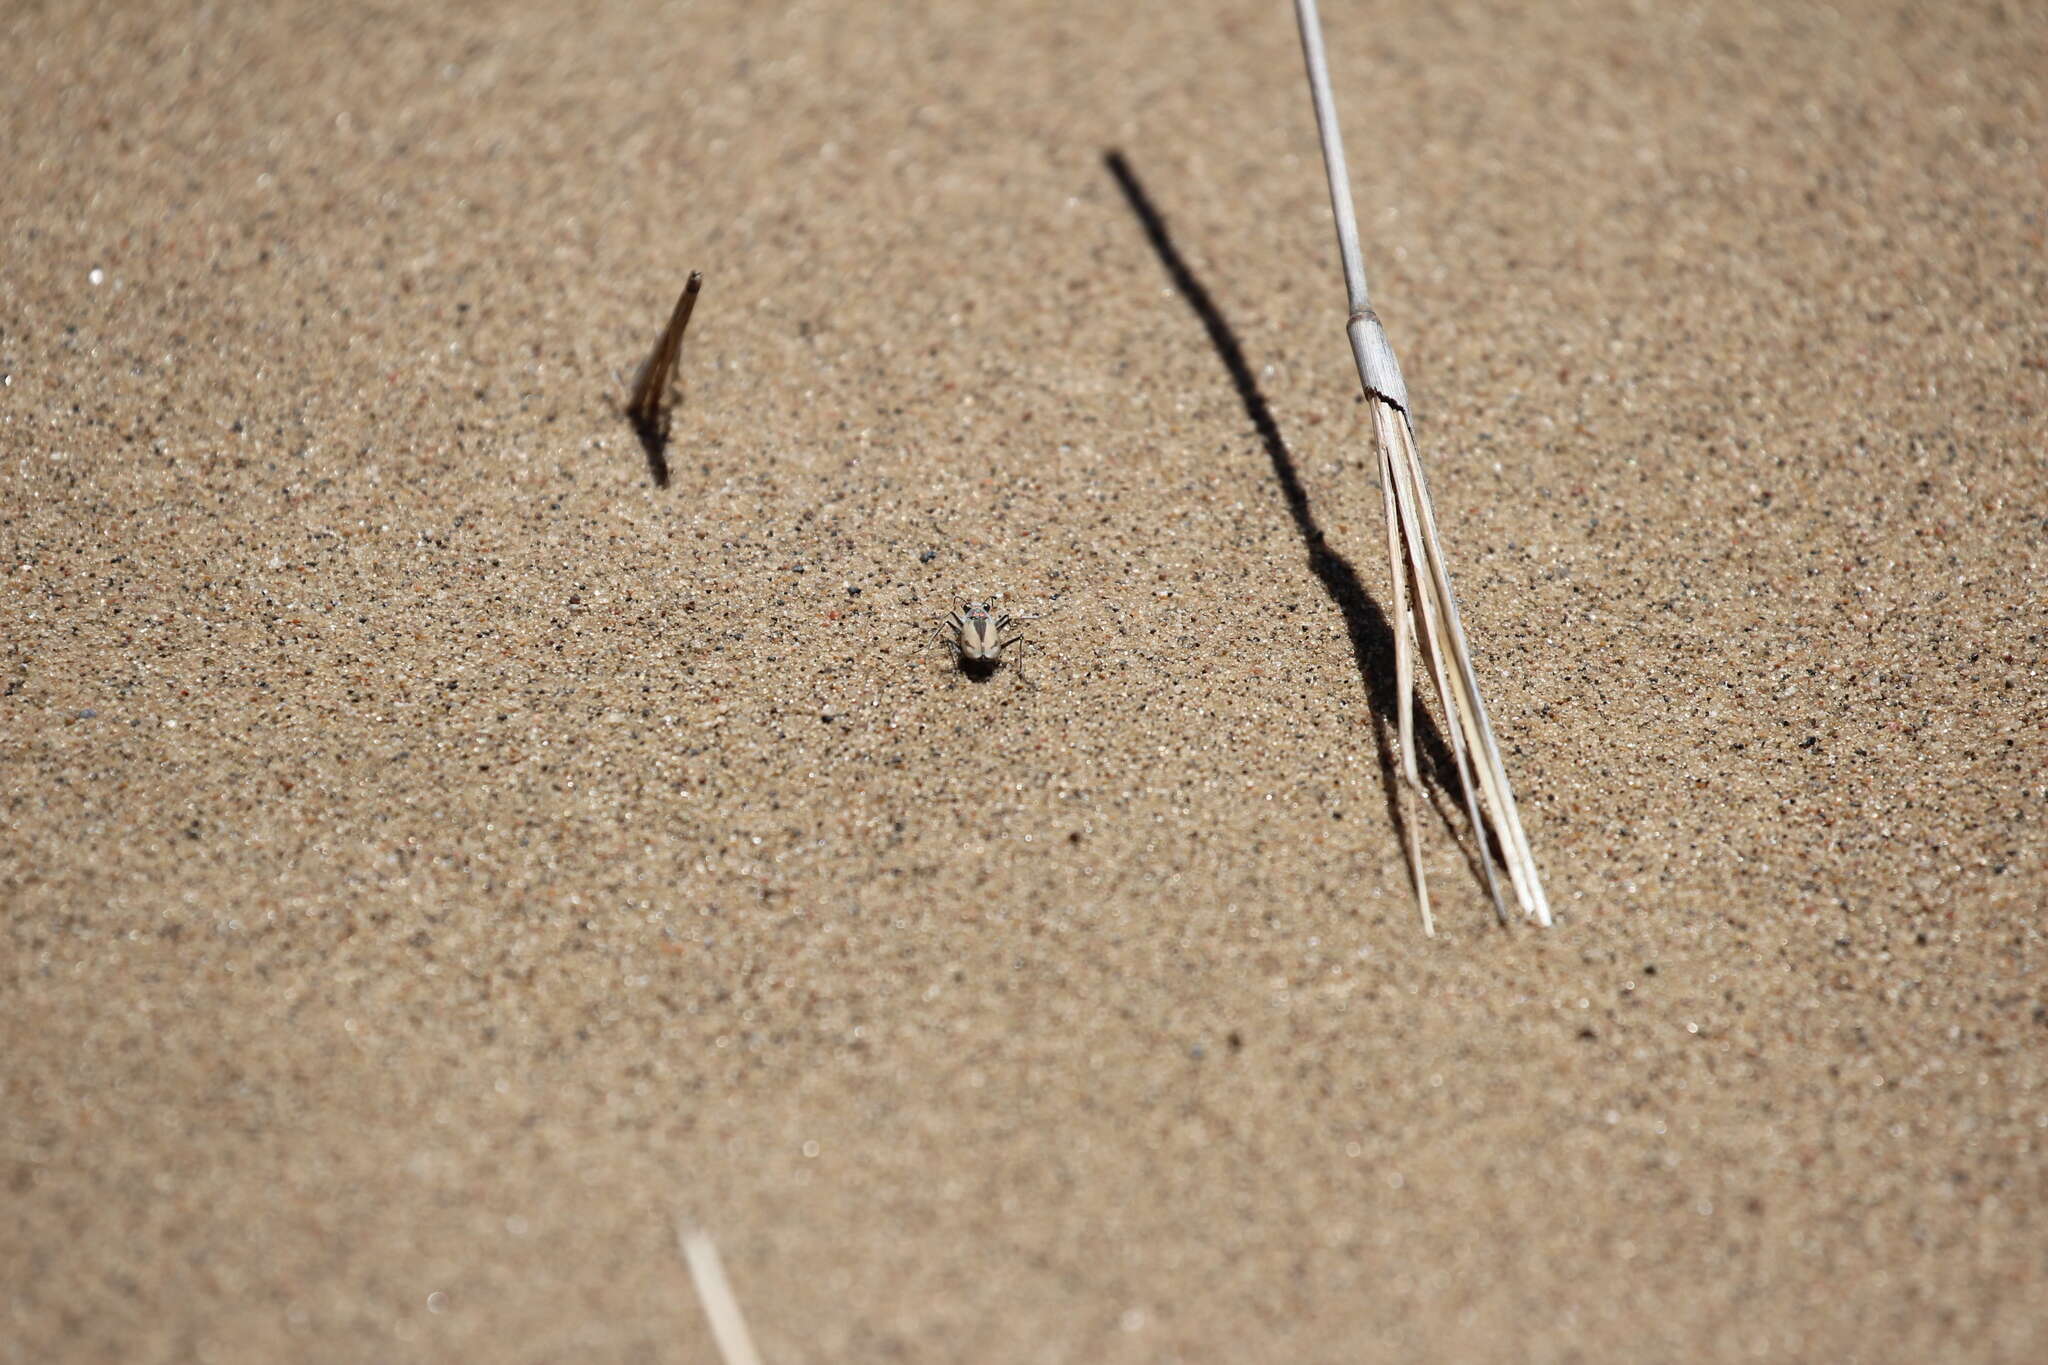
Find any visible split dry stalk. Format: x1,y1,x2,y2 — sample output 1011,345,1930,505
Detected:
1292,0,1553,930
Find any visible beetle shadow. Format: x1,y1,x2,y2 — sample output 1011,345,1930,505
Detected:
956,656,1002,683
1104,150,1478,869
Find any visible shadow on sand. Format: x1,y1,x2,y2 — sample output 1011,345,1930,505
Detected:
630,408,672,488
1104,149,1481,885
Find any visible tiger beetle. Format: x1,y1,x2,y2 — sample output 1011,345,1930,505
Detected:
939,600,1027,680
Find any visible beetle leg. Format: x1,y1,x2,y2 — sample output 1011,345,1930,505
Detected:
1002,628,1028,682
933,615,966,671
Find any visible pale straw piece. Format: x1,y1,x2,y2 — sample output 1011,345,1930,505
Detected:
1292,0,1554,929
677,1222,766,1365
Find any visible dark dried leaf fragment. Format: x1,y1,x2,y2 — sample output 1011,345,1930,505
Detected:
626,270,702,486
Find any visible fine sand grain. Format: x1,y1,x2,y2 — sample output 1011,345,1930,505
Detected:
4,1,2044,1360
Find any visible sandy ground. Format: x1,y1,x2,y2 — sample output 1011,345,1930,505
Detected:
4,0,2045,1360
